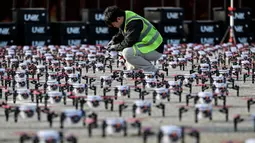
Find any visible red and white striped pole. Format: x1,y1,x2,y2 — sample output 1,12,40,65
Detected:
228,0,236,44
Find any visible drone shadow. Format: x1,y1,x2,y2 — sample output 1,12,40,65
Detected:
87,133,142,139
210,119,232,124
197,126,254,133
0,114,6,117
0,138,19,143
150,115,178,118
0,125,52,130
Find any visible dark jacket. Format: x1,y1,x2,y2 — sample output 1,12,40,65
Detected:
111,15,164,53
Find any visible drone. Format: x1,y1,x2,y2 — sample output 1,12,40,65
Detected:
144,78,163,89
85,112,99,136
133,76,166,90
143,71,165,81
173,73,196,93
119,70,135,79
186,91,226,107
42,91,67,108
2,87,33,103
179,103,229,123
233,114,255,132
1,103,48,123
93,62,113,73
156,54,168,66
69,83,88,95
103,85,149,100
62,66,75,75
13,76,29,91
67,94,114,111
43,80,61,92
165,81,183,102
242,59,255,84
66,73,81,84
116,55,126,68
212,76,240,97
168,56,186,70
152,87,170,103
133,100,152,117
191,73,240,97
18,130,77,143
15,70,28,79
144,125,201,143
117,100,165,117
243,70,255,84
59,109,86,128
45,71,58,82
36,65,46,79
13,88,34,103
44,108,86,128
246,98,255,112
119,70,165,81
230,64,242,80
114,85,131,98
9,58,19,69
87,117,143,137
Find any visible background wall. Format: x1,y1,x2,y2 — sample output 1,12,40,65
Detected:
0,0,253,46
0,0,254,22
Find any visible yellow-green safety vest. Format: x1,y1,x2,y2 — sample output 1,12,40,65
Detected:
124,10,163,54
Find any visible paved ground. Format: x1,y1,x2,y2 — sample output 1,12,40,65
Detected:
0,45,255,143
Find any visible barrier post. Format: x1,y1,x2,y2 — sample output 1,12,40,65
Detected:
220,0,236,44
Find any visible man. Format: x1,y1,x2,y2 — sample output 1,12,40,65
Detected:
103,5,164,73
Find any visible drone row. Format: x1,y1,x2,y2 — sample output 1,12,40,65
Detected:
0,74,242,108
1,90,254,130
4,100,255,143
2,42,255,76
15,122,201,143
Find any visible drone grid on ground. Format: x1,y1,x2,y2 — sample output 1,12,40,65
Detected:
0,43,255,143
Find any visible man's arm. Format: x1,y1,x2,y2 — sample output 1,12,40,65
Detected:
111,29,124,44
114,20,143,51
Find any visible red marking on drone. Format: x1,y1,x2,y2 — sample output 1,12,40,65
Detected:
119,56,124,60
15,131,36,136
176,105,192,108
126,117,145,122
28,78,37,80
195,84,208,86
243,97,255,101
84,118,95,124
101,96,116,99
68,95,117,99
233,114,241,118
3,76,12,80
32,89,45,95
0,86,6,89
114,101,125,105
172,74,179,77
196,74,208,78
244,72,253,75
67,95,81,99
1,105,12,109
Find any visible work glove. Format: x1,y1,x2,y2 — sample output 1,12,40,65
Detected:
106,40,114,49
107,44,118,52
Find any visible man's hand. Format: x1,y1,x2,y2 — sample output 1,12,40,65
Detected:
108,44,118,52
106,40,114,48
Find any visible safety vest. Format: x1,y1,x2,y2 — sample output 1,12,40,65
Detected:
124,11,163,54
